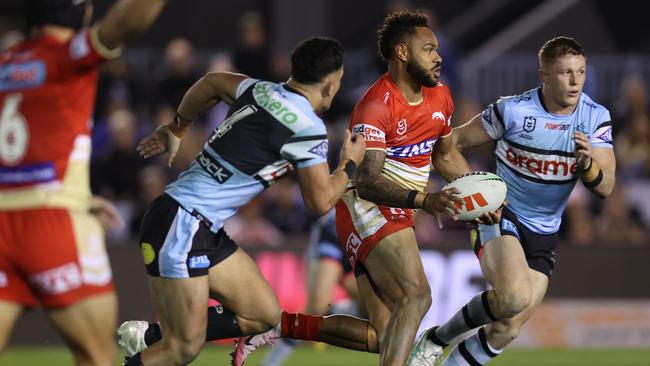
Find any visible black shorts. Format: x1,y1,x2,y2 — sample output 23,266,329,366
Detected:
471,207,558,277
138,194,238,278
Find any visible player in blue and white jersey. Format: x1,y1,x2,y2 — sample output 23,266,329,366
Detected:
117,37,366,366
410,37,616,366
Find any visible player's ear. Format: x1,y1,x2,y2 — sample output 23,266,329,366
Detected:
395,43,408,62
321,80,334,99
538,68,546,85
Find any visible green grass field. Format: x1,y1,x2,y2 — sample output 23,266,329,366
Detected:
1,345,649,366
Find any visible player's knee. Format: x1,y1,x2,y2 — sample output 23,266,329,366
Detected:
165,335,204,365
69,342,116,366
488,320,522,343
496,290,531,318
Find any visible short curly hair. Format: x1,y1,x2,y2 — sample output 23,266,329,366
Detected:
377,10,429,62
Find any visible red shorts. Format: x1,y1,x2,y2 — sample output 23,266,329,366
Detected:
335,190,414,268
0,207,113,308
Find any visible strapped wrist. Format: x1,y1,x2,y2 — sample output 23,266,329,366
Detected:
580,158,600,183
343,160,357,180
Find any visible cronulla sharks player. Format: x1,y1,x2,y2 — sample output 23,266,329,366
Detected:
119,37,366,366
411,37,615,366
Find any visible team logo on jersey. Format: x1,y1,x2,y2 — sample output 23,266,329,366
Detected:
594,126,613,144
352,124,385,142
397,118,407,135
308,141,329,159
431,111,445,121
383,92,390,104
345,233,362,266
523,116,536,133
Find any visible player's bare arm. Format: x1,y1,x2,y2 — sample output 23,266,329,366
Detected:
136,72,248,166
575,131,615,198
96,0,168,50
431,134,471,182
453,113,494,151
296,131,366,216
355,149,461,227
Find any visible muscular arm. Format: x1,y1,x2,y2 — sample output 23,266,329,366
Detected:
454,114,495,151
587,148,616,198
296,160,354,216
355,150,413,207
431,135,471,182
96,0,167,50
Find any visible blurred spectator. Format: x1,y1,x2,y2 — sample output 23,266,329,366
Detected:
614,74,649,132
234,11,271,80
154,37,200,110
615,112,650,180
129,165,169,235
97,108,145,201
592,186,649,246
95,58,139,120
262,178,313,233
562,185,596,247
205,53,236,132
0,29,24,51
224,198,284,248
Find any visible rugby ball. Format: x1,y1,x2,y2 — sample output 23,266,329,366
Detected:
442,171,507,221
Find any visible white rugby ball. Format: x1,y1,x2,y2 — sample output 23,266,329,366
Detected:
442,171,507,221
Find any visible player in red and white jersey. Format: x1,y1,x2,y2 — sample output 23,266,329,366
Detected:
255,11,492,366
0,1,167,364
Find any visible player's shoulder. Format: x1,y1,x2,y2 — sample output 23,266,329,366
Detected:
579,92,610,115
353,75,394,114
496,88,537,107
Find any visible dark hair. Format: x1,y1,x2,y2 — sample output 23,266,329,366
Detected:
290,37,344,84
26,0,89,30
538,36,586,66
377,10,429,62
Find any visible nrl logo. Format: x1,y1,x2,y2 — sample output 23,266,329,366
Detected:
397,118,407,135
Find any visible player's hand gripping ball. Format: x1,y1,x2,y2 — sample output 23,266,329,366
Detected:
442,171,507,221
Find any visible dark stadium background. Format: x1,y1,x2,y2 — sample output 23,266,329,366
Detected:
1,0,649,361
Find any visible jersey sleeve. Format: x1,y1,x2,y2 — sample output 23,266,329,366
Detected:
63,25,123,71
349,98,390,150
235,78,259,98
480,98,507,140
590,109,613,149
280,122,329,169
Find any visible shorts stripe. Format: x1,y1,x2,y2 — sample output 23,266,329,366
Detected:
159,208,200,278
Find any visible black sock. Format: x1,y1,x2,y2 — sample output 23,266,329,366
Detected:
124,353,143,366
143,304,243,347
144,323,162,346
206,304,243,340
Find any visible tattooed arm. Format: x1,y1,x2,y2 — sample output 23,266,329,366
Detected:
355,150,413,207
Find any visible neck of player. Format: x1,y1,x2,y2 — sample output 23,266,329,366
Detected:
31,25,75,42
389,64,423,104
286,78,323,112
541,86,577,115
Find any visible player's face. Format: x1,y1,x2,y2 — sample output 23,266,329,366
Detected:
406,27,442,87
541,54,586,109
319,67,344,113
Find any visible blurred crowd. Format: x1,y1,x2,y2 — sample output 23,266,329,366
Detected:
1,8,648,250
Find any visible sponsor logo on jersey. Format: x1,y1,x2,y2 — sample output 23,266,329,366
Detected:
255,160,293,186
308,140,328,158
504,147,577,177
253,82,299,125
352,124,386,143
0,162,57,185
386,138,435,158
383,92,390,104
188,255,211,269
196,151,233,183
29,263,82,295
397,118,407,135
431,111,445,121
544,122,570,131
0,61,46,91
523,116,536,133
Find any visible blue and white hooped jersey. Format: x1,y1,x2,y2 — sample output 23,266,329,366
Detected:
166,79,328,232
480,88,613,234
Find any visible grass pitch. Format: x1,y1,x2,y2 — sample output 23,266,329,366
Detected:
1,344,649,365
